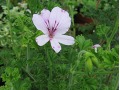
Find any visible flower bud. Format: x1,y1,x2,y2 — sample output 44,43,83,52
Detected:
85,58,93,72
91,57,99,68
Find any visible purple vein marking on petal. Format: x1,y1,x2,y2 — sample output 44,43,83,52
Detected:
55,22,59,29
53,22,59,32
58,46,60,48
52,20,56,31
47,20,50,28
45,21,49,27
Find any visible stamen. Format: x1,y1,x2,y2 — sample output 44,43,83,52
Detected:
45,21,49,27
52,21,59,32
53,22,59,32
56,23,59,28
53,20,57,29
48,20,50,26
47,20,59,39
46,20,50,29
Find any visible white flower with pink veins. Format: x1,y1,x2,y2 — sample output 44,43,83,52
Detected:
93,44,101,53
32,7,75,53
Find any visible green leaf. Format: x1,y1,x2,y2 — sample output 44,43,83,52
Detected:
76,35,92,50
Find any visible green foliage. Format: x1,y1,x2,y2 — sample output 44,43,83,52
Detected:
76,35,92,50
96,24,110,39
82,0,96,9
0,67,31,90
27,0,61,14
0,0,119,90
98,46,119,69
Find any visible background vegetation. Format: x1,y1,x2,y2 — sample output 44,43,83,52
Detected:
0,0,119,90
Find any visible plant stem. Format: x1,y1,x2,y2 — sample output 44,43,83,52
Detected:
68,50,86,90
26,44,29,71
22,67,36,82
48,56,52,90
69,5,76,37
6,0,10,17
113,73,119,90
107,17,118,50
68,73,73,90
23,44,36,82
6,0,13,44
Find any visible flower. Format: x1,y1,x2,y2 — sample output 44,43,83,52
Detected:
93,44,101,53
32,7,75,53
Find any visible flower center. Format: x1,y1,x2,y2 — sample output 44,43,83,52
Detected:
49,33,54,38
48,27,56,39
46,20,59,39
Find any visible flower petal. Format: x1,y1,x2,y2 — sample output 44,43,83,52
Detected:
36,35,49,46
55,12,71,35
93,44,101,48
32,14,48,34
49,7,71,34
50,39,61,53
41,9,50,21
54,34,75,45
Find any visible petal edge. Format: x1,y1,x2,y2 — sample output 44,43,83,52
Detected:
54,35,75,45
32,14,48,34
50,39,61,53
36,35,49,46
